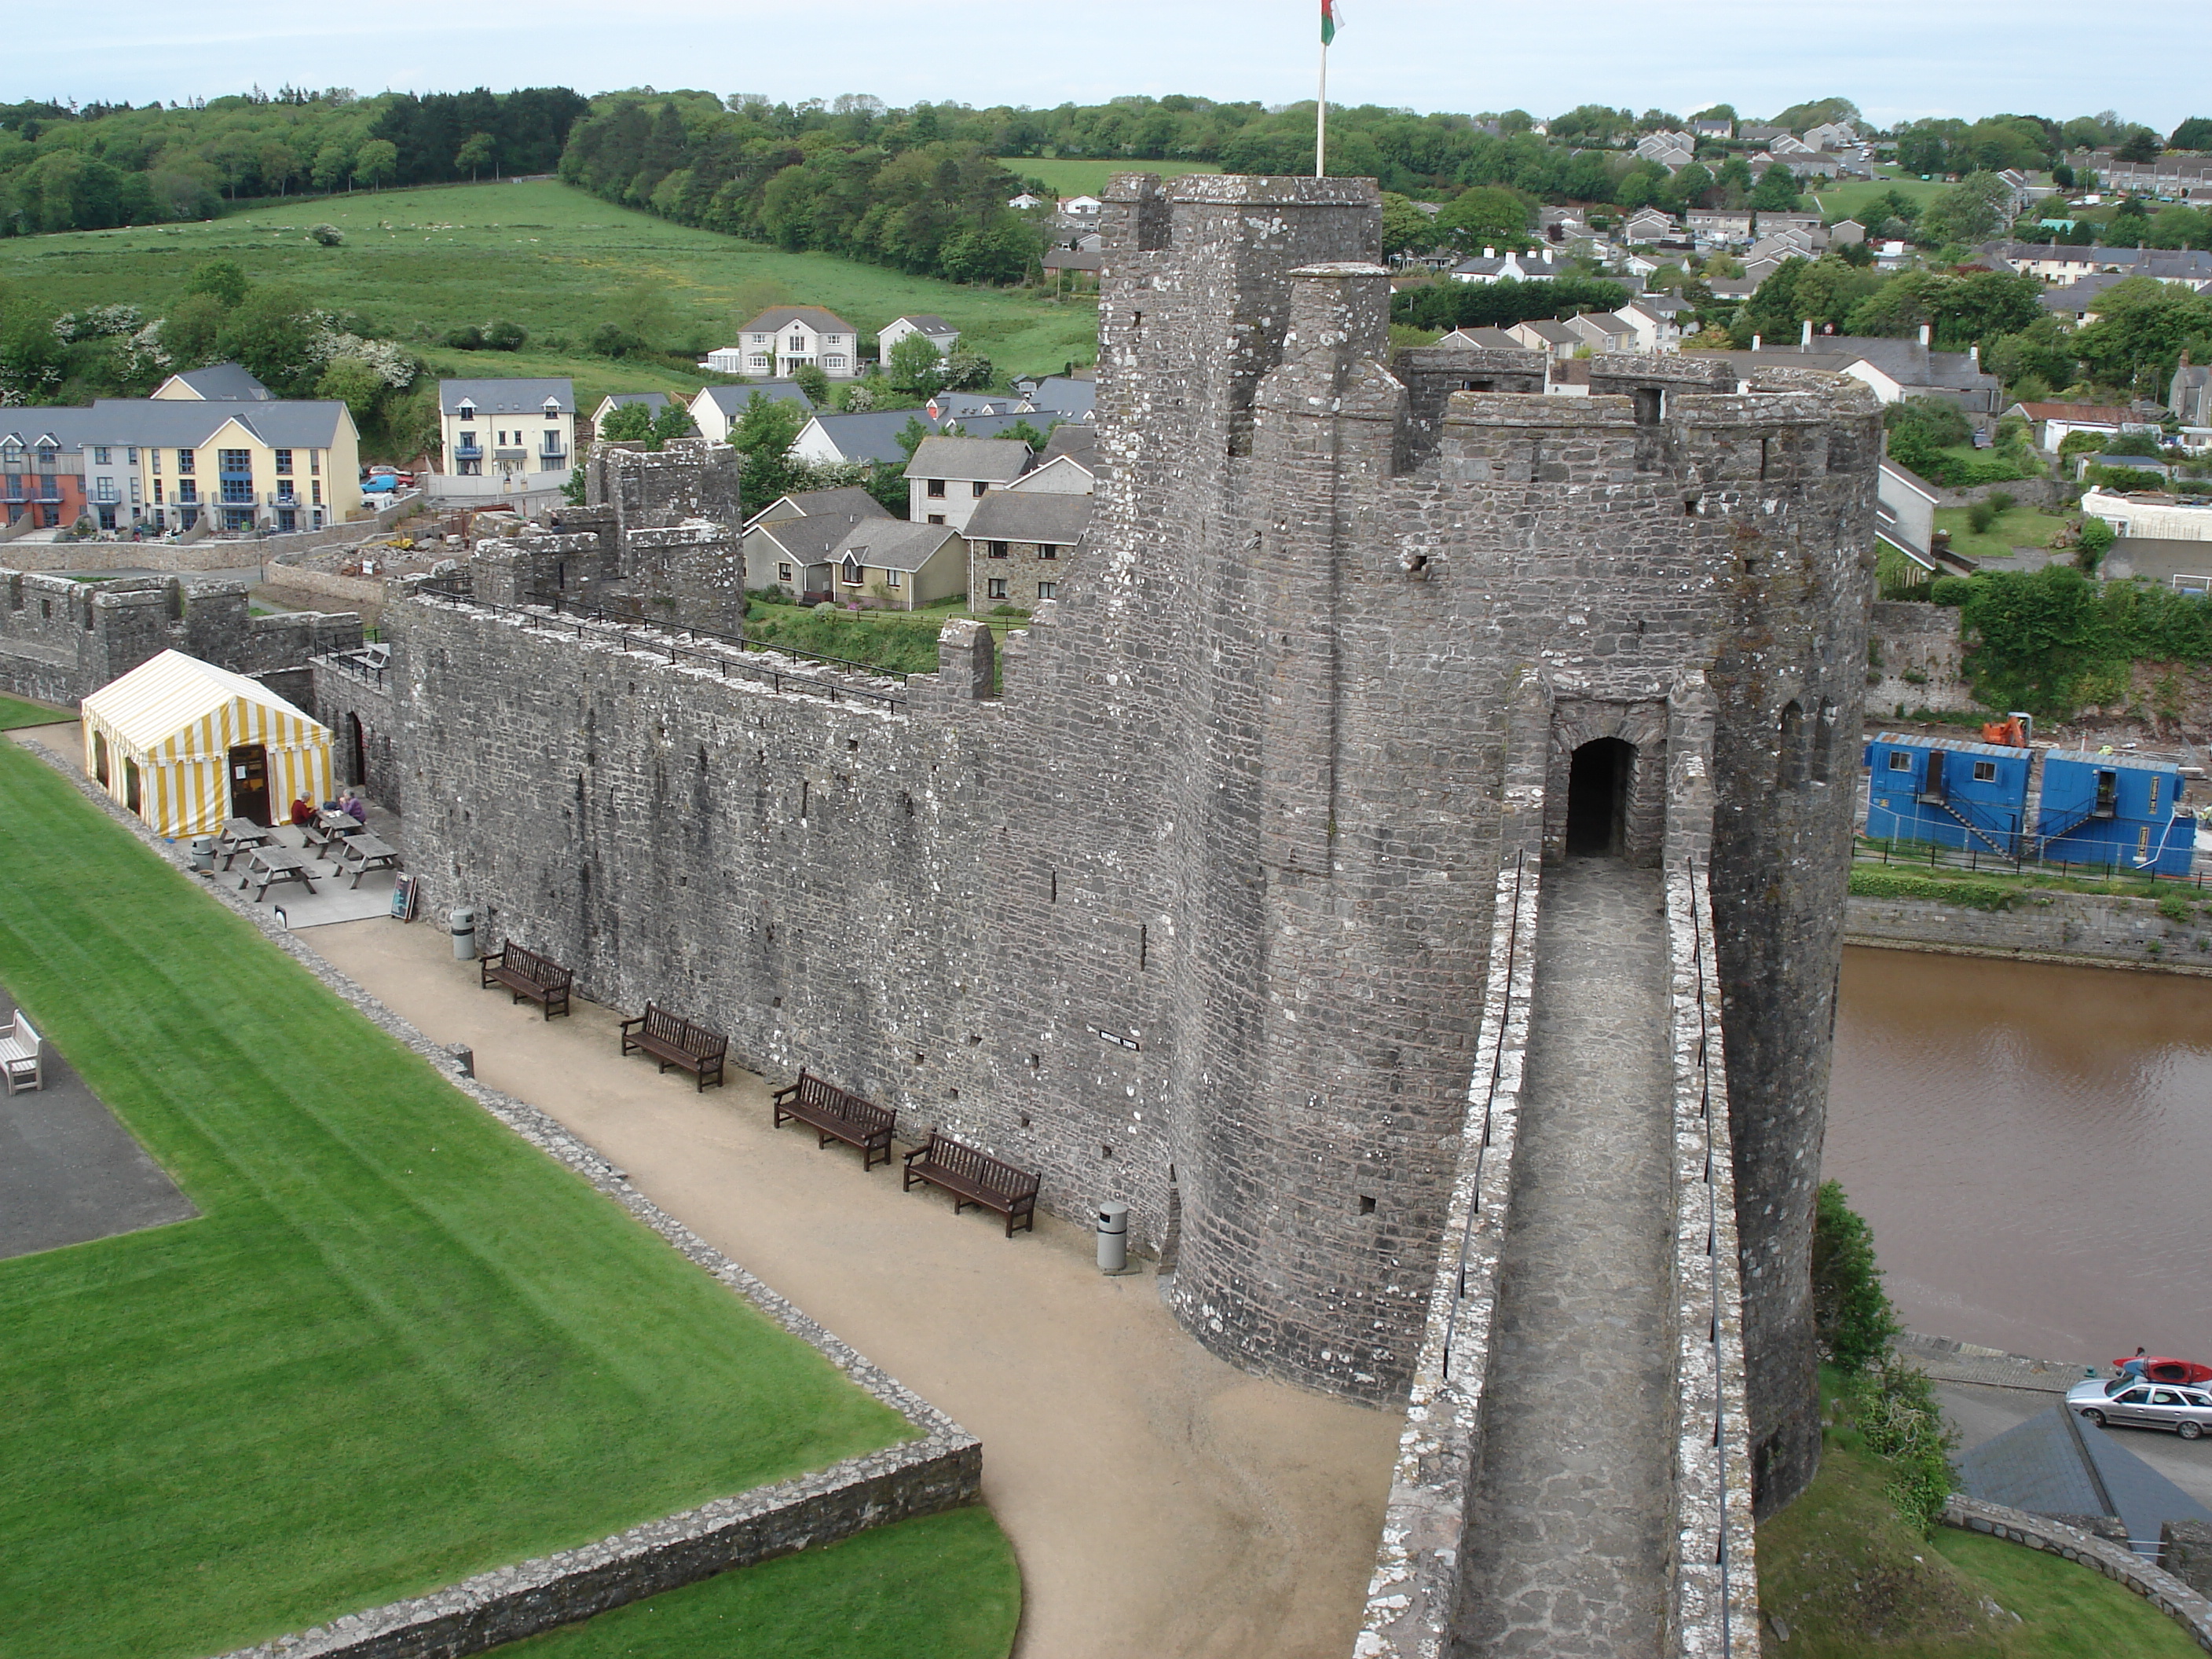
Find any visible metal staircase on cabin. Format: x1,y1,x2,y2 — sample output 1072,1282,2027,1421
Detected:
1921,794,2018,859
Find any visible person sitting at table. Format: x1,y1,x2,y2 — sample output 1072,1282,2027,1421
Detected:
290,794,316,827
338,788,367,825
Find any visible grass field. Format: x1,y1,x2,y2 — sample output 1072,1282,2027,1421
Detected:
500,1508,1020,1658
1758,1397,2203,1658
0,693,69,729
0,739,1005,1659
1807,175,1952,222
1002,157,1221,196
0,181,1099,407
1933,504,2071,561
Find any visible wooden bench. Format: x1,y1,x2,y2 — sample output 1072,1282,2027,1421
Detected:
620,1002,727,1091
0,1009,43,1096
903,1131,1040,1236
771,1070,895,1169
478,939,573,1020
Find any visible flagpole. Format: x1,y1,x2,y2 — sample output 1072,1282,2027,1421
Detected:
1317,35,1328,178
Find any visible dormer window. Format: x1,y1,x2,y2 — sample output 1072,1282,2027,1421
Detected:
0,440,20,465
544,400,561,418
840,554,863,587
457,401,477,420
35,442,56,467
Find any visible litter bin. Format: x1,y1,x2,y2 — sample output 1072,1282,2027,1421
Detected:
188,835,214,874
450,906,478,962
1097,1202,1129,1274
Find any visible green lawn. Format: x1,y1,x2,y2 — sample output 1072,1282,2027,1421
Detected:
0,740,950,1659
0,180,1099,403
1806,175,1952,222
499,1507,1020,1658
1933,504,2071,561
1759,1413,2203,1657
0,692,69,729
1003,157,1221,196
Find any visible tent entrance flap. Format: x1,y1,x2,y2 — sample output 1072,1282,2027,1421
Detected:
228,744,272,826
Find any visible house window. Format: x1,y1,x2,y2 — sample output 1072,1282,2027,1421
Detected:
1888,752,1912,771
788,335,806,353
178,481,197,504
751,334,769,344
97,504,116,529
988,541,1009,558
840,555,863,586
749,355,771,370
1036,581,1059,599
35,444,55,467
93,478,119,504
926,478,946,497
778,562,793,582
927,515,945,526
987,577,1008,600
824,355,845,368
1972,760,1997,782
309,450,320,476
149,448,161,474
153,478,165,504
93,447,110,465
276,481,295,504
972,481,987,497
882,568,902,589
1038,543,1060,560
176,449,194,474
457,401,476,420
274,449,293,475
312,481,323,505
130,478,141,504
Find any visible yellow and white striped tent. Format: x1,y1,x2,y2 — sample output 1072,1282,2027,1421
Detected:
80,650,333,840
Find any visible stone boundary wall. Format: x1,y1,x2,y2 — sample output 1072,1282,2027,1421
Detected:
1846,888,2212,976
262,564,388,613
11,737,983,1659
1353,674,1547,1659
1664,861,1758,1657
1866,600,1976,719
1943,1496,2212,1652
0,496,423,574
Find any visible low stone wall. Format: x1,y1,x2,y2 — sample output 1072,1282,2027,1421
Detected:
1845,886,2212,975
13,738,983,1659
1943,1496,2212,1651
1865,601,1976,720
1354,676,1548,1659
262,564,387,613
0,539,269,574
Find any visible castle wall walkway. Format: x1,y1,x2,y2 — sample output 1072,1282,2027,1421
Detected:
300,915,1404,1659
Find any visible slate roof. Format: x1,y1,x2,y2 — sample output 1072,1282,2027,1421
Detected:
1437,326,1525,350
1041,424,1099,465
597,393,670,415
892,313,958,335
904,435,1032,483
961,492,1093,546
1024,377,1096,419
832,519,963,573
1512,320,1581,346
694,381,817,416
738,306,855,335
748,486,889,529
749,513,868,566
441,379,574,416
163,364,273,401
0,399,352,450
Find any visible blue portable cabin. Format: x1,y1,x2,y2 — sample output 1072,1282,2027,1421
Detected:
1864,732,2034,855
2035,750,2198,876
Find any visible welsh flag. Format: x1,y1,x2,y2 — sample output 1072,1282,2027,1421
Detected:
1321,0,1339,44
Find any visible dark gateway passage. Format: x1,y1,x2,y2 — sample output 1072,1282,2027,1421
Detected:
1566,738,1632,857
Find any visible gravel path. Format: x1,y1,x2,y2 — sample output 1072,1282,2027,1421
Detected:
1453,858,1675,1658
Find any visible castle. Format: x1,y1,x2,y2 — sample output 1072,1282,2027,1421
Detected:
319,175,1877,1634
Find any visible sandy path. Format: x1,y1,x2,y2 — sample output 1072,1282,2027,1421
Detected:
305,915,1401,1659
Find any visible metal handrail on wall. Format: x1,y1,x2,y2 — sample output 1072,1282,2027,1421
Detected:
1684,856,1734,1659
412,583,911,712
1440,846,1525,1383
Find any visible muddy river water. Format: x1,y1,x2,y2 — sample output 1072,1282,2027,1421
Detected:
1824,946,2212,1365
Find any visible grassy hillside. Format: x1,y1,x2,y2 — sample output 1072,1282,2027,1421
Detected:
1004,157,1221,196
1805,174,1954,222
0,180,1098,405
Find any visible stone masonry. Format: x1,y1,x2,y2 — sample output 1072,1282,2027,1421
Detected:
352,174,1878,1523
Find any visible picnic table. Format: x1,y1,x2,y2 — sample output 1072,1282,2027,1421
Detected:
246,844,318,903
216,817,273,870
303,808,368,853
328,832,401,888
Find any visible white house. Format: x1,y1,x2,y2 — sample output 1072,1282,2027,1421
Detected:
879,314,961,361
1059,195,1103,218
1803,120,1859,151
437,379,574,495
903,435,1031,530
588,392,672,431
1450,247,1565,284
1008,191,1046,211
1618,299,1684,353
730,307,862,380
687,381,816,443
1623,208,1677,244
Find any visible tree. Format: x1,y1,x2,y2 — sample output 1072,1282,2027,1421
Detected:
791,363,830,403
895,415,932,460
596,402,657,444
886,331,945,394
1811,1181,1901,1373
940,347,993,391
184,258,251,309
1000,418,1051,450
216,288,320,396
1751,163,1803,213
161,292,229,367
0,308,66,399
455,132,496,181
312,141,354,192
587,324,646,357
1916,172,2013,248
1436,185,1531,251
2173,118,2212,152
2118,130,2162,164
355,138,398,190
1379,191,1437,258
316,357,385,429
482,319,527,351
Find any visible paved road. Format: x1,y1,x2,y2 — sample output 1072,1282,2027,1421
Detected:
1453,859,1675,1658
1940,1382,2212,1514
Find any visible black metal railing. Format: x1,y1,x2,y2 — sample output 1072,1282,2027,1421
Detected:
315,650,389,691
412,584,910,710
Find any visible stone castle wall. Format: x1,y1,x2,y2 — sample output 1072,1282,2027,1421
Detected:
373,175,1877,1511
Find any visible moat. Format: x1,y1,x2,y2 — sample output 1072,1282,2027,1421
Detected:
1826,944,2212,1364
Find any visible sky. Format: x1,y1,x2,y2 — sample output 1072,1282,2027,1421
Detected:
17,0,2212,135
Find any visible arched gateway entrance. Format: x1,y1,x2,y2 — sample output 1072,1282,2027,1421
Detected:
1565,738,1632,857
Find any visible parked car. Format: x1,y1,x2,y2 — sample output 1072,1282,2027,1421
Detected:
2115,1356,2212,1386
2068,1376,2212,1438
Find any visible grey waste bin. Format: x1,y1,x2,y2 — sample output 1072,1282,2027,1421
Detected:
188,836,214,873
450,906,478,962
1097,1202,1129,1274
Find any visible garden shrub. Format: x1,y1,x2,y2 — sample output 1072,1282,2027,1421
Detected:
1847,868,2016,910
1813,1180,1902,1373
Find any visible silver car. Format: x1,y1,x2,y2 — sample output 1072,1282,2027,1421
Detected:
2067,1376,2212,1438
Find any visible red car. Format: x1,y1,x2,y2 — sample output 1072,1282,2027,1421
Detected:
2115,1356,2212,1386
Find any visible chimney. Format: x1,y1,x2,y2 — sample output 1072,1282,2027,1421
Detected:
1970,344,1980,368
1800,318,1814,349
1484,246,1496,259
1751,334,1762,351
1918,323,1932,347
